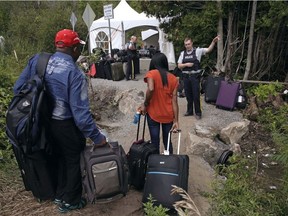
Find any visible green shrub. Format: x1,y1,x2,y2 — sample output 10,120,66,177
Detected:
143,194,169,216
248,83,282,102
0,61,14,163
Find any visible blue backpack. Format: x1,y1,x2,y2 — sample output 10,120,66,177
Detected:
6,52,52,154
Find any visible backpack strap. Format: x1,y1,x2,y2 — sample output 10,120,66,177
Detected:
36,52,52,79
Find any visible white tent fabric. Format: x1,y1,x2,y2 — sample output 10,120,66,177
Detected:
141,29,158,41
89,0,175,63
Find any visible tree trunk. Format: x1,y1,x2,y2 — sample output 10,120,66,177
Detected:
216,0,224,71
256,28,278,80
235,2,250,76
251,34,260,75
223,10,233,75
243,0,257,80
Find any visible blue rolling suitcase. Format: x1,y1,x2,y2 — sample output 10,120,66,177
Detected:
216,80,240,111
142,131,189,209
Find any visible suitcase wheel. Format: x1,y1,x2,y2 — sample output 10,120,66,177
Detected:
217,150,233,165
216,150,233,174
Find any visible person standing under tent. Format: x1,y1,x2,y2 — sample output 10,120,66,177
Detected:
126,35,139,80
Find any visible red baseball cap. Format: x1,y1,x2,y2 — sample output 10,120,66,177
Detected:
55,29,85,48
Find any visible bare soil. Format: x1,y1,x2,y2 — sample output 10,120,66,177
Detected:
0,73,282,216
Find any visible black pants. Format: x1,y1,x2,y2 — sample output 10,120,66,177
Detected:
126,55,139,80
178,74,184,94
183,73,201,116
50,119,85,205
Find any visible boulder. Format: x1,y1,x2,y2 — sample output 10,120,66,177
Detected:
195,124,219,139
115,89,144,115
220,119,250,144
186,133,230,166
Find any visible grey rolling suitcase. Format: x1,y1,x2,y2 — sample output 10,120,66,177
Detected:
111,62,125,81
80,142,129,203
142,131,189,209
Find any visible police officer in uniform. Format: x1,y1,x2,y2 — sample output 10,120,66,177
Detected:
178,36,220,120
126,35,139,80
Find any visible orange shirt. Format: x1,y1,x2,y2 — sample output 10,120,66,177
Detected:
144,69,178,123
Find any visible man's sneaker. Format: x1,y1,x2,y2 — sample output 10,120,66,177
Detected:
54,198,63,205
178,92,185,98
58,198,87,213
195,115,202,120
184,112,193,116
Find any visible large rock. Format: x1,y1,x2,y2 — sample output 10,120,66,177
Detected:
115,89,144,115
186,133,230,166
195,124,219,139
220,119,250,144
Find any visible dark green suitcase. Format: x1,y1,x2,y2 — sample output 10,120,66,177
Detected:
111,62,124,81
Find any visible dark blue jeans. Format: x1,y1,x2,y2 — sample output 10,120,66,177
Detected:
147,114,173,154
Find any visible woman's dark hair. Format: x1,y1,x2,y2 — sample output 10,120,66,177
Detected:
149,52,169,87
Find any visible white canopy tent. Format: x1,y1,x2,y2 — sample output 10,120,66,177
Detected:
141,29,158,41
89,0,175,63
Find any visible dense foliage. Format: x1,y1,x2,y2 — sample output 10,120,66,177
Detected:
0,70,13,162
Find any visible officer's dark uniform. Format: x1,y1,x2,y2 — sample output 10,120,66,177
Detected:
182,49,202,117
126,42,139,80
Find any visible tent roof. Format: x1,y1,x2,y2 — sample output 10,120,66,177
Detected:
90,0,159,32
141,29,159,41
89,0,176,63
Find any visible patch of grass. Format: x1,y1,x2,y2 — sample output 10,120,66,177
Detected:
143,194,169,216
209,154,286,216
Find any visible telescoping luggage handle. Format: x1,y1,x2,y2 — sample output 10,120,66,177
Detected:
164,129,182,155
136,114,147,142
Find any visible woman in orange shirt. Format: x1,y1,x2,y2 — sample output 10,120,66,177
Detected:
139,53,179,154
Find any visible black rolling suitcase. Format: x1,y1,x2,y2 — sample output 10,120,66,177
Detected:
95,61,106,79
142,130,189,209
204,75,224,103
104,61,113,80
127,115,158,190
13,146,57,201
80,142,129,203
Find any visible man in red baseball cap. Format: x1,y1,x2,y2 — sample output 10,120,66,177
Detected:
13,29,107,213
55,29,85,48
54,29,86,62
